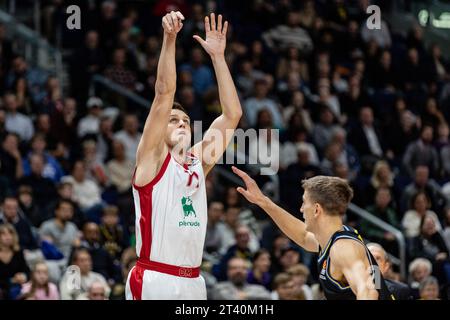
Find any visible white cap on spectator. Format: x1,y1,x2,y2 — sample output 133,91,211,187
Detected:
87,97,103,109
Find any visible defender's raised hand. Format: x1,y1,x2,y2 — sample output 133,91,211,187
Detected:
162,11,185,37
193,13,228,59
232,166,266,205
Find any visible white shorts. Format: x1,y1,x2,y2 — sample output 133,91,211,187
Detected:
125,265,207,300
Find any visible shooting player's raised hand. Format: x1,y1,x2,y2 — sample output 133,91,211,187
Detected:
193,13,228,59
162,11,185,37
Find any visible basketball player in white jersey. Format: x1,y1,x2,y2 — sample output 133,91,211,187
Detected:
125,11,242,300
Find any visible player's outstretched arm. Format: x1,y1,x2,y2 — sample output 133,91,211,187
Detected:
232,166,319,252
190,13,242,175
135,11,184,186
330,240,379,300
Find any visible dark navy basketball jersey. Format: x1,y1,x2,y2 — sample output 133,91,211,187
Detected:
317,225,395,300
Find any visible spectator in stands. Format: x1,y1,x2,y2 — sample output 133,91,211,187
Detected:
403,125,439,178
311,107,340,155
18,154,57,211
401,165,447,214
246,249,272,291
19,261,59,300
114,113,142,163
349,106,385,163
82,139,107,188
96,115,115,163
179,47,214,95
402,191,442,239
77,97,104,138
211,257,271,300
0,196,37,250
104,48,137,90
39,199,81,259
77,222,118,284
22,133,64,183
77,281,108,300
0,224,29,300
0,132,23,185
364,160,398,208
16,185,41,228
408,257,433,299
59,248,110,300
276,246,301,274
61,160,103,214
270,273,297,300
262,11,313,55
287,264,313,300
444,208,450,251
3,93,34,141
105,140,134,194
204,201,225,257
411,214,449,262
367,243,412,300
98,206,125,262
362,188,399,250
243,78,284,129
49,97,78,147
419,276,440,300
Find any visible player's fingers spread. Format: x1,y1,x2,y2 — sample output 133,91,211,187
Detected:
210,13,216,30
218,14,223,32
222,21,228,35
205,16,210,32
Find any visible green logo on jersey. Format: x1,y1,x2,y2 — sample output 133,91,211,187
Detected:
179,196,200,227
181,196,197,218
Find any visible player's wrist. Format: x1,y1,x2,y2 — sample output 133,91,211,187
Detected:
211,54,225,63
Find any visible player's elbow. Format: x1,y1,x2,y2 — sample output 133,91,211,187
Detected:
356,287,379,300
224,107,243,122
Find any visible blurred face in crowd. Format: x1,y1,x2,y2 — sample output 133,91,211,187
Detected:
226,187,240,207
413,193,429,213
55,201,74,223
208,202,224,224
191,48,204,66
420,126,433,144
227,258,248,287
37,114,51,133
297,149,310,166
360,107,374,126
437,123,449,140
277,278,295,300
31,135,47,153
85,31,99,49
76,251,92,275
254,252,271,273
58,183,73,199
235,226,250,250
112,140,126,160
165,109,191,150
4,94,18,112
420,282,439,300
63,98,77,116
408,48,419,65
292,91,304,108
73,161,86,181
224,207,240,228
179,87,195,107
101,1,116,19
83,222,100,243
380,51,391,69
0,227,14,249
256,109,273,129
88,282,106,300
375,188,391,210
367,245,390,276
280,249,300,270
421,215,436,237
3,198,19,220
320,108,333,125
102,212,119,228
415,166,429,187
2,133,19,153
33,262,49,287
123,114,138,135
254,81,269,98
412,263,431,282
30,154,45,176
113,49,126,66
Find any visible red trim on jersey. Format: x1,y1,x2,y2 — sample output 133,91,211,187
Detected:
138,189,152,260
137,258,200,278
129,265,144,300
132,152,171,191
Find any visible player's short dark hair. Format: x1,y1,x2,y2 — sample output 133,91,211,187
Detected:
301,176,353,216
172,102,188,116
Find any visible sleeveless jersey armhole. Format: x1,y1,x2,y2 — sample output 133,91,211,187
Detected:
132,152,171,191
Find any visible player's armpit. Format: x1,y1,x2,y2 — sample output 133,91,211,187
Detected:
330,239,379,300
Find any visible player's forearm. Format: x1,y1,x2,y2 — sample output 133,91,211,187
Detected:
211,56,242,121
259,196,309,247
155,34,177,96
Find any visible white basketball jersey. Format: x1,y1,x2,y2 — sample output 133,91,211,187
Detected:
132,152,207,267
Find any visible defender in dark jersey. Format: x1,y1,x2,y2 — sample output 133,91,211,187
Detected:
232,169,394,300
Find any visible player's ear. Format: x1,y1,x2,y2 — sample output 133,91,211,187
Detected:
314,203,321,217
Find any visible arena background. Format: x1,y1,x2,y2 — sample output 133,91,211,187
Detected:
0,0,449,300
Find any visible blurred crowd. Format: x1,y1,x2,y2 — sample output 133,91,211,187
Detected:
0,0,450,300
